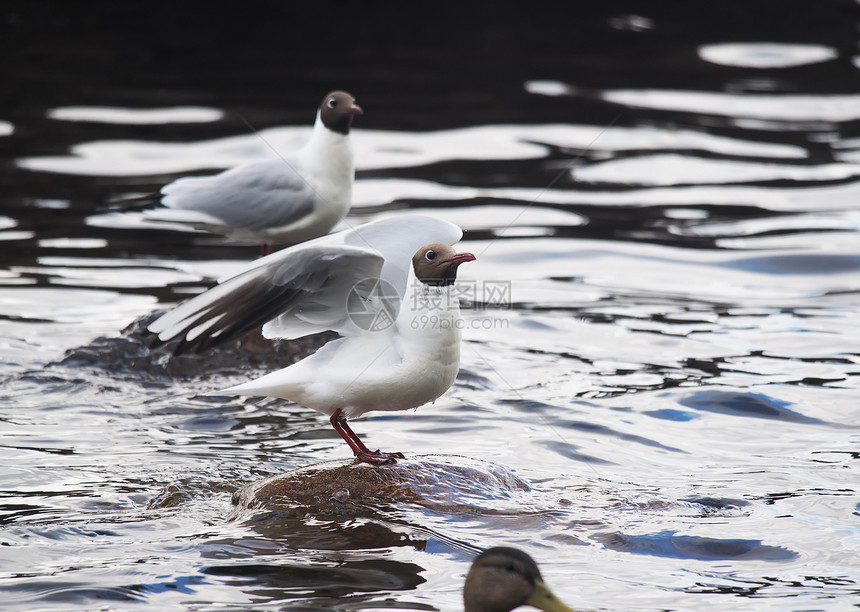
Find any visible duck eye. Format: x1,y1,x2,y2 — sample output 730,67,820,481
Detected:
327,98,338,108
424,250,437,262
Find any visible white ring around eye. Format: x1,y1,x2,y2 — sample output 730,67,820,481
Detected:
424,250,436,261
327,98,337,108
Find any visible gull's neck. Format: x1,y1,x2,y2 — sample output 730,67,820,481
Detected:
396,273,462,335
304,111,351,153
412,279,460,306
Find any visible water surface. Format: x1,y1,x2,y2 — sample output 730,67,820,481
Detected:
2,2,859,610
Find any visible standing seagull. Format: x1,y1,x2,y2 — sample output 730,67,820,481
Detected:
147,215,475,464
158,91,362,253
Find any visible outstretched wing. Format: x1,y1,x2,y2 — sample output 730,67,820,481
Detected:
148,244,383,354
259,215,464,340
160,158,316,233
147,215,464,354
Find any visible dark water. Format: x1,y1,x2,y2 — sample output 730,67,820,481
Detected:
2,1,860,610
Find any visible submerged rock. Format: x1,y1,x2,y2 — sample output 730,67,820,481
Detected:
229,455,531,520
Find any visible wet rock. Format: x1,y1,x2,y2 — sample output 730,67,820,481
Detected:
148,477,236,509
229,455,531,520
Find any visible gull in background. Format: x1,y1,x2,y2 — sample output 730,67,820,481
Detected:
154,90,362,254
148,215,475,464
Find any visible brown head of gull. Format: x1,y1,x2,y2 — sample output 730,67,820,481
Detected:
318,90,364,135
412,242,477,286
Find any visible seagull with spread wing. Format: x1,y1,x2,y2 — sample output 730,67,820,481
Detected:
148,215,475,464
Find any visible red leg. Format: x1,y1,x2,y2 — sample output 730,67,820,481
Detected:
329,409,368,455
260,243,274,257
329,409,404,465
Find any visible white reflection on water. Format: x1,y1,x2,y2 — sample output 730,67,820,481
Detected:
22,256,238,290
608,13,654,32
0,287,153,326
833,137,860,164
673,210,860,239
526,80,860,122
356,204,585,232
698,42,838,68
601,89,860,122
573,153,860,186
462,237,859,303
16,122,805,177
38,238,109,249
47,106,225,125
464,311,735,368
0,230,35,241
84,179,860,242
355,179,860,214
0,120,13,136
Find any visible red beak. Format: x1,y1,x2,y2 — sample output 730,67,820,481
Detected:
348,103,364,116
444,252,476,265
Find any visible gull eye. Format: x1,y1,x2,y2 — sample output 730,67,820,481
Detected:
327,97,338,108
424,250,437,262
